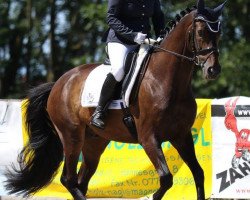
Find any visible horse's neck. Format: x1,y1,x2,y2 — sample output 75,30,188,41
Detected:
149,14,194,100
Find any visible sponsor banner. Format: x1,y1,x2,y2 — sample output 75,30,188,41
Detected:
211,96,250,199
31,99,212,200
0,100,23,195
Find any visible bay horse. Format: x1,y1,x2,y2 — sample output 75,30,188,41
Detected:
5,0,226,199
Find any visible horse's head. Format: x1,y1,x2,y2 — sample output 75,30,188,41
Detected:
190,0,226,80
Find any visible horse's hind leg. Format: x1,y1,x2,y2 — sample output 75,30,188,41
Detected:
140,135,173,200
172,132,205,200
77,128,110,195
59,126,86,200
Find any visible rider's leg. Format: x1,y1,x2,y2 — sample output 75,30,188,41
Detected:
90,72,117,129
109,42,138,82
90,42,137,129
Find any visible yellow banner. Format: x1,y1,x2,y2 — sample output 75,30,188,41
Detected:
22,99,212,200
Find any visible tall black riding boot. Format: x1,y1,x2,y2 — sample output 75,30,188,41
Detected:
90,73,118,129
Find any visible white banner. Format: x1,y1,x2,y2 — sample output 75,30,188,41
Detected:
0,100,23,195
211,96,250,199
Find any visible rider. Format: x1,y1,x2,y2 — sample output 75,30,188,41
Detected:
90,0,165,129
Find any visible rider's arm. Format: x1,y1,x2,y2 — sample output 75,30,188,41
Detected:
107,0,137,42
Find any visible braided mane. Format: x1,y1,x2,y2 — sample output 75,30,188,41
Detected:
164,6,197,34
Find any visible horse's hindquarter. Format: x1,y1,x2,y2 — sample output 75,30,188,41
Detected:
47,64,97,132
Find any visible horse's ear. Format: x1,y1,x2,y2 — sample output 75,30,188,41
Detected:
197,0,205,13
213,0,227,17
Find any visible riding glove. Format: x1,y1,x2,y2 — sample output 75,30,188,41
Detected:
134,32,147,44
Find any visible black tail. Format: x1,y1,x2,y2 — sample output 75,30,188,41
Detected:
4,82,64,197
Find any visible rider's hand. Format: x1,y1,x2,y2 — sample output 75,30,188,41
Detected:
134,32,147,44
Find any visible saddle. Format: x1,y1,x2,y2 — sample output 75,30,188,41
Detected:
105,47,151,104
81,44,153,108
81,44,153,138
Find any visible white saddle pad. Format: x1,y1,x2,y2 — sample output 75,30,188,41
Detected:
81,44,150,109
81,64,123,109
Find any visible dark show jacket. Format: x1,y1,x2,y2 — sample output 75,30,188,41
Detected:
103,0,165,45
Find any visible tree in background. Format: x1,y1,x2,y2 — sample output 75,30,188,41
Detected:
0,1,26,97
0,0,249,99
0,0,106,97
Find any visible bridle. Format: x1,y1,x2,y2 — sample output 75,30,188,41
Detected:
148,14,221,68
191,15,220,67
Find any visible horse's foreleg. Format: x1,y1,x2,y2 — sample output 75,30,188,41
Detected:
78,131,110,195
141,135,173,200
172,132,205,200
60,127,86,200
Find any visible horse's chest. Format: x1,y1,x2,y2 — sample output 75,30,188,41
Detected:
164,101,197,132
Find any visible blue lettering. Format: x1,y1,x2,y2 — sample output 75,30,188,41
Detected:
201,128,210,146
192,128,199,144
128,144,136,149
115,142,125,150
107,142,112,149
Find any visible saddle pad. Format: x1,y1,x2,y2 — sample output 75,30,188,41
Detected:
81,44,150,109
81,64,123,109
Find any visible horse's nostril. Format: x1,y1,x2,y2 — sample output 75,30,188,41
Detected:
208,67,213,74
208,67,219,75
207,66,221,79
207,67,213,76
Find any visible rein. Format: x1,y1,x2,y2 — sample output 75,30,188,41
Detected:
149,44,196,62
147,16,220,68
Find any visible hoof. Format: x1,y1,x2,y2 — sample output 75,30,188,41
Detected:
70,188,86,200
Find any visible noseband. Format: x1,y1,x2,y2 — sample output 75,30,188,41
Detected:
150,14,220,68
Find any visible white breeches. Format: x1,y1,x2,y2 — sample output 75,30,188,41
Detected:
108,42,138,82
